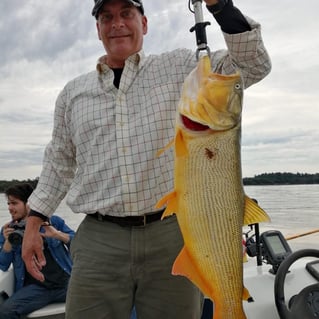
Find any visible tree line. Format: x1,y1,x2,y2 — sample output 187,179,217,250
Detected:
0,173,318,193
243,172,319,185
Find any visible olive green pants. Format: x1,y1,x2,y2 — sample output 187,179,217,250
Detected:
66,215,203,319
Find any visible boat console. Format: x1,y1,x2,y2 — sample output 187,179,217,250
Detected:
260,230,292,274
242,224,319,319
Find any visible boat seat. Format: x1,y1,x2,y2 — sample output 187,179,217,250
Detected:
1,268,65,318
0,268,14,297
26,303,65,318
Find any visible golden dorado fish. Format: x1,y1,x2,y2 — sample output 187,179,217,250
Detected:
156,55,270,319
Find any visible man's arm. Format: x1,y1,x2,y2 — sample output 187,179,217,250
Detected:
22,216,46,282
206,0,251,34
41,216,75,247
0,223,14,253
41,223,71,245
0,225,14,270
204,0,271,88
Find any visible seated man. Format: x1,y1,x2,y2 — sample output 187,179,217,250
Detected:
0,183,75,319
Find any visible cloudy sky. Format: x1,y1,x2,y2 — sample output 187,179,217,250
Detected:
1,0,318,181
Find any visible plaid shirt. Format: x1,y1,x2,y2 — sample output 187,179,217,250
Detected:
29,17,271,217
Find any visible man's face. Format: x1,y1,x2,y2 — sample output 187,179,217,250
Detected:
7,195,28,221
96,0,147,66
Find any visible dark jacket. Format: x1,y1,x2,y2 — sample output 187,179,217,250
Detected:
0,215,74,292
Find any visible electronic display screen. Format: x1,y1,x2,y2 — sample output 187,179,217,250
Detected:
267,235,287,254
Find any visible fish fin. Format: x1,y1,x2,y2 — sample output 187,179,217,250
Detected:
175,129,188,157
243,286,254,303
172,246,212,298
155,191,177,219
243,195,271,225
156,138,175,157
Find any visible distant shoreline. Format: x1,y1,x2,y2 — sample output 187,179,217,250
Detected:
243,172,319,185
1,172,319,192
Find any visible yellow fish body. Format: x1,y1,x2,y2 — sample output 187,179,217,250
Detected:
156,55,269,319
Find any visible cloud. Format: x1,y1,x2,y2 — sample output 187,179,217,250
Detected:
0,0,319,180
0,1,93,63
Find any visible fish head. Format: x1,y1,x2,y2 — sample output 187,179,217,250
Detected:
177,55,243,132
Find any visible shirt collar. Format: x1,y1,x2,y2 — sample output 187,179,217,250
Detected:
96,50,145,74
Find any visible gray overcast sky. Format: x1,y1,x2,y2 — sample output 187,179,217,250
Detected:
1,0,319,180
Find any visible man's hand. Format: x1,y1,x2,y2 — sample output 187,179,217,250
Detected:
204,0,218,5
2,222,14,252
41,222,70,244
3,222,14,241
22,216,46,282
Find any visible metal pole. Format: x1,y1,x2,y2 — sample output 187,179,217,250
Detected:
255,223,263,266
190,0,211,58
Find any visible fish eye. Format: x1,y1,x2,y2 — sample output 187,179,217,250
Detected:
235,83,241,90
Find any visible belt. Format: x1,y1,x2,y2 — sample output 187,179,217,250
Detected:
89,208,166,227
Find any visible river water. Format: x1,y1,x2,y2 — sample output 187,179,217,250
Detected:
244,184,319,250
1,184,318,251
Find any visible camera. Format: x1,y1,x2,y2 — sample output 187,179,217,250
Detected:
8,220,26,246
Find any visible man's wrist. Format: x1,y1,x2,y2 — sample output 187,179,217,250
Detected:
207,0,251,34
207,0,229,15
3,239,12,252
29,209,49,222
57,231,70,244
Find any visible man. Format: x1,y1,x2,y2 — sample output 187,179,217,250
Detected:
0,183,75,318
22,0,271,318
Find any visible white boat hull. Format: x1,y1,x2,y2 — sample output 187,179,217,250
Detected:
244,257,318,318
0,267,65,318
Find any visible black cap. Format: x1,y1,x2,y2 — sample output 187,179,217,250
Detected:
92,0,144,18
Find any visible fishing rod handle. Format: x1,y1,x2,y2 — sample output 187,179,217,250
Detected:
192,0,205,24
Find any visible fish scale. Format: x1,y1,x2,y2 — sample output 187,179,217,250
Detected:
156,55,270,319
183,131,245,318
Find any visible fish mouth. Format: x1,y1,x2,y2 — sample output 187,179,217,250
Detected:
180,114,210,131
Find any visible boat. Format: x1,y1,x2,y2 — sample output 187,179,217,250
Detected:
0,267,64,319
1,223,318,318
201,223,319,319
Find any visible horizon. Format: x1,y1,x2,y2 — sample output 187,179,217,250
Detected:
1,171,319,183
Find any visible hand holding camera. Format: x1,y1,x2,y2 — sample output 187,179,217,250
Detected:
7,219,26,246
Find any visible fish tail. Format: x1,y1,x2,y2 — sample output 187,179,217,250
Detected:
212,286,252,319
